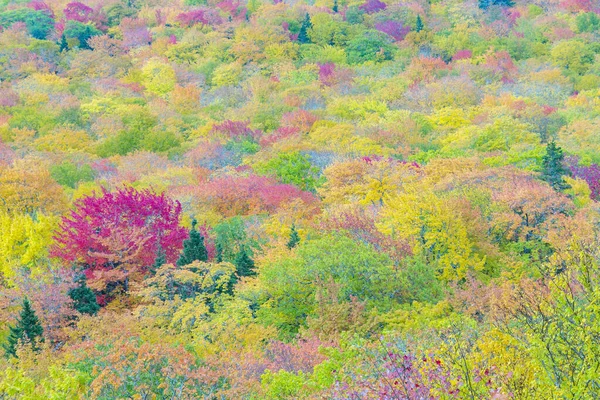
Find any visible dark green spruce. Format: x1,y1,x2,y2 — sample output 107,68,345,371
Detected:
298,13,312,44
286,224,300,249
69,275,100,316
4,298,44,358
235,247,256,278
177,219,208,267
541,141,570,191
416,15,424,32
152,243,167,272
478,0,514,9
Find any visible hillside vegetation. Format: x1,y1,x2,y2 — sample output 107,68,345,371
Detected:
0,0,599,398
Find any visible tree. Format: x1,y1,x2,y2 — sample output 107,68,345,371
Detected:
0,211,58,284
4,298,44,358
254,152,321,192
153,244,167,272
541,142,570,191
287,225,300,249
297,13,312,44
234,248,256,278
415,15,423,32
177,219,209,266
332,0,338,13
50,161,95,189
346,31,394,64
215,243,224,263
69,275,100,315
59,34,69,52
0,8,55,40
0,162,68,215
478,0,514,9
142,58,177,95
51,187,187,297
63,20,102,50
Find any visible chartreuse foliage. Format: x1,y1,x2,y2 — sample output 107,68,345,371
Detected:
0,213,57,286
251,234,400,337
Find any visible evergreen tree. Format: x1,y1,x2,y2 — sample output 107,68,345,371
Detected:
59,34,68,52
286,224,300,249
69,275,100,316
332,0,338,13
297,13,312,44
176,219,208,267
4,298,44,358
234,248,256,277
478,0,514,9
215,242,223,263
152,244,167,272
541,142,571,191
415,15,424,32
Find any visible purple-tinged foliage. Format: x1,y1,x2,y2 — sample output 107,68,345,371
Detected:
359,0,386,14
375,20,410,41
567,157,600,200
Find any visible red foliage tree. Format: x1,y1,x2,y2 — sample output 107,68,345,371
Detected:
176,9,222,27
188,174,317,217
211,120,261,141
51,187,187,282
27,1,54,18
63,2,107,30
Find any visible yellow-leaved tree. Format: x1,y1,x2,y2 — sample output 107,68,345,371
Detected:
379,187,486,281
0,212,58,285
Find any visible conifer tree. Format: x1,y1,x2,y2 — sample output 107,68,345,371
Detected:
478,0,514,9
286,224,300,249
333,0,338,13
59,34,68,52
541,141,571,191
215,242,223,263
234,247,256,277
298,13,312,44
69,275,100,316
415,15,424,32
152,244,167,272
176,219,208,267
4,298,44,358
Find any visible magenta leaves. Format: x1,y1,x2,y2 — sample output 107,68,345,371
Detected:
51,187,187,279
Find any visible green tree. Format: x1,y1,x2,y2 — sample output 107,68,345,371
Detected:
576,12,600,33
287,224,300,249
333,0,338,13
0,8,54,40
50,161,95,189
541,142,570,191
478,0,514,9
298,13,312,44
3,298,44,358
235,247,256,278
415,15,423,32
176,219,208,267
69,276,100,316
59,34,69,52
254,152,321,192
152,244,167,272
63,21,102,50
346,31,393,64
215,242,224,263
214,217,257,263
345,6,364,24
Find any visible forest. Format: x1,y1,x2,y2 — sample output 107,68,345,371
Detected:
0,0,599,398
